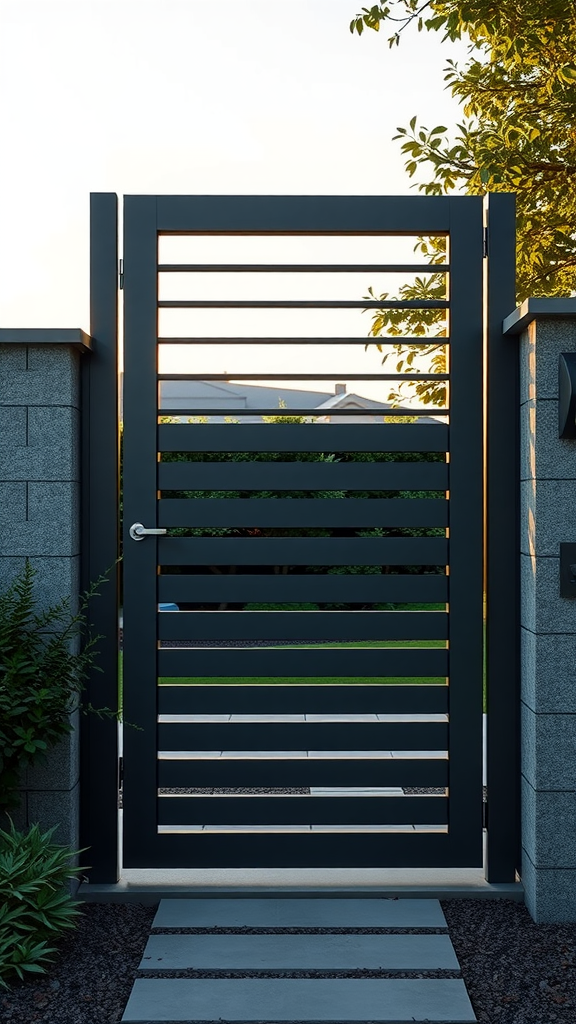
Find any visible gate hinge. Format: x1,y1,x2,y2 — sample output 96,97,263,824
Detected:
119,258,124,290
483,227,488,258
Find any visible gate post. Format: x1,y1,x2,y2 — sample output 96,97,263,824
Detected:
504,298,576,922
484,193,520,882
80,193,120,882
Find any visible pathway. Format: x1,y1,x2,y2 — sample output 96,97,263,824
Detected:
121,898,476,1023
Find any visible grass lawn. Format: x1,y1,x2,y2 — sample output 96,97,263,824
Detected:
158,639,446,685
119,633,486,707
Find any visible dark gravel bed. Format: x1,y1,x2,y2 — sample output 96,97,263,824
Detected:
1,899,573,1023
137,968,461,979
442,899,576,1022
150,926,449,935
0,903,156,1024
158,788,310,795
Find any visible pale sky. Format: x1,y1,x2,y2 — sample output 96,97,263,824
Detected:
0,0,467,404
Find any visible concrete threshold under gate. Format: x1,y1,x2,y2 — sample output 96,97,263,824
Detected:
80,864,523,903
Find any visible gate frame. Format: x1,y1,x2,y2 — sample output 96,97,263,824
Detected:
82,191,519,883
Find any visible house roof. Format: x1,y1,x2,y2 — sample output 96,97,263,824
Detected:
120,374,443,423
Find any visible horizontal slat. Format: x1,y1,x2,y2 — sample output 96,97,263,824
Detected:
157,424,449,453
159,407,450,418
158,611,448,641
157,756,448,788
158,721,448,750
158,264,450,273
158,647,448,677
158,461,448,492
124,832,460,869
158,537,448,566
158,572,448,604
157,795,447,826
158,373,449,381
158,684,449,715
158,498,448,529
156,194,453,233
158,300,449,309
157,336,451,346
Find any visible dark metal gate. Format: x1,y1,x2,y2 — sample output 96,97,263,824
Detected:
84,193,519,879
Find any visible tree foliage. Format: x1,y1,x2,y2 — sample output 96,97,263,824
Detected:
350,1,576,406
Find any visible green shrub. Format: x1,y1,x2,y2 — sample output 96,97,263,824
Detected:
0,820,83,989
0,560,112,811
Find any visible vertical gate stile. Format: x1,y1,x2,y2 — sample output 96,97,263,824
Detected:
447,197,485,865
122,196,159,867
484,193,519,881
83,193,120,882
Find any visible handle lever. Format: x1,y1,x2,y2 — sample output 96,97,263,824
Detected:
129,522,167,542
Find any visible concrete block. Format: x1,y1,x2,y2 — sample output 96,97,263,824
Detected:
28,404,76,447
0,442,79,482
2,406,82,481
28,478,77,519
26,712,80,792
0,556,26,593
520,399,576,481
27,345,80,405
1,793,28,836
0,405,27,446
25,555,80,614
521,776,576,868
26,780,80,851
520,554,576,633
139,933,460,971
153,898,447,929
0,522,80,557
521,851,576,922
27,481,79,553
0,372,79,408
121,978,476,1023
0,347,80,408
0,482,27,525
519,317,576,404
0,344,27,371
521,628,576,713
521,704,576,790
520,478,576,556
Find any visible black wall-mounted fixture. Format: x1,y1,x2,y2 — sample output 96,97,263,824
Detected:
558,353,576,438
559,543,576,597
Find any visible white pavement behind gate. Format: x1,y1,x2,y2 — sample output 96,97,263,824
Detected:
119,719,488,780
121,898,477,1023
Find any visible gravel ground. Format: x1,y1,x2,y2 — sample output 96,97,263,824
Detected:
1,899,573,1024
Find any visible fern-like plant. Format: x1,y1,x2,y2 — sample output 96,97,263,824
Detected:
0,560,113,811
0,820,83,988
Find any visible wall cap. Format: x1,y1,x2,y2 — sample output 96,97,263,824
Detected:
0,328,92,351
503,298,576,336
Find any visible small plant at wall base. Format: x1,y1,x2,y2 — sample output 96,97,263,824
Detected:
0,819,83,989
0,560,114,812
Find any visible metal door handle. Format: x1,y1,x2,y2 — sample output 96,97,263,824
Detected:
129,522,167,541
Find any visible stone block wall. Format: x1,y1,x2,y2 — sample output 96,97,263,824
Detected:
0,334,88,852
509,303,576,922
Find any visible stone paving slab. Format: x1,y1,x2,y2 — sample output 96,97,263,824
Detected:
152,898,447,929
121,978,476,1022
139,933,459,970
